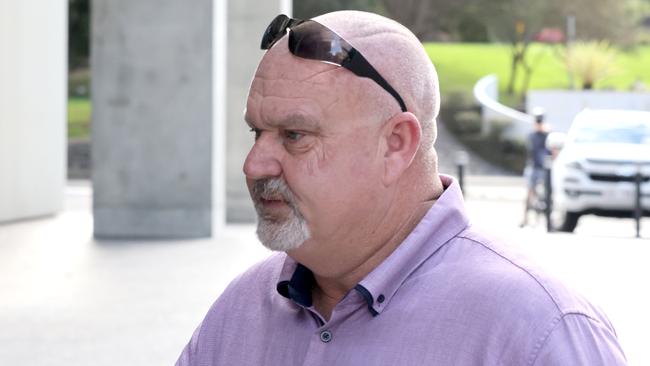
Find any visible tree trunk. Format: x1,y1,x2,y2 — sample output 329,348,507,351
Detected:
520,62,532,103
518,43,533,102
506,45,522,96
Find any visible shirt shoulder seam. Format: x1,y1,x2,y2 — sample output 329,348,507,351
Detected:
456,232,563,314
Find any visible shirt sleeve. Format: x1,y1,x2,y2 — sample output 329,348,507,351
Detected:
175,321,204,366
531,313,627,366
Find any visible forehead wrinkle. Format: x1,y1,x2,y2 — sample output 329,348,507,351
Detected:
250,73,342,112
255,53,337,80
257,76,333,96
297,64,342,82
255,66,343,90
244,105,321,132
347,29,411,44
267,113,321,132
249,51,362,126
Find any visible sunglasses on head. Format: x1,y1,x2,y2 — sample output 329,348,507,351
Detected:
260,14,407,113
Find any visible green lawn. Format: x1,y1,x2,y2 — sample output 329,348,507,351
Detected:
68,97,91,140
425,43,650,103
66,44,650,139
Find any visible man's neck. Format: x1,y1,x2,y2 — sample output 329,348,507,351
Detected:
309,200,435,320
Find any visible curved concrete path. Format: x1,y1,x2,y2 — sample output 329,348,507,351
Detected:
435,119,514,177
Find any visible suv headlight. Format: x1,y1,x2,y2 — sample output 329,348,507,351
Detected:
565,161,583,171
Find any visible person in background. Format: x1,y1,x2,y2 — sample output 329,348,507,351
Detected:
520,108,551,227
176,11,626,365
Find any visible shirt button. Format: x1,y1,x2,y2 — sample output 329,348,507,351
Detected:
377,294,385,303
320,330,333,343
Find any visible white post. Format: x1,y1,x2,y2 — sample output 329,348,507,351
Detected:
566,15,576,90
223,0,289,223
0,0,67,222
212,0,228,234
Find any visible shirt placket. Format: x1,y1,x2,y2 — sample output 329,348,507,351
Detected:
299,314,339,366
299,295,366,366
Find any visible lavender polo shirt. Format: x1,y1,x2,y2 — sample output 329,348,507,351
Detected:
176,176,626,365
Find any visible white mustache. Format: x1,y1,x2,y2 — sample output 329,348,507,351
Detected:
251,178,297,208
252,178,310,252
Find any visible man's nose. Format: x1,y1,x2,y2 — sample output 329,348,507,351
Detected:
243,136,282,180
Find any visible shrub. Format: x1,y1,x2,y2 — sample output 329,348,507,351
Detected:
443,90,476,110
451,110,482,135
445,117,527,173
69,68,91,97
558,41,619,90
440,90,479,133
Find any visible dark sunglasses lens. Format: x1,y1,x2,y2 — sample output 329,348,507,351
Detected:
261,14,290,49
289,21,350,64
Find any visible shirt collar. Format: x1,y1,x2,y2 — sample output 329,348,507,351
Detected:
275,175,470,316
276,262,314,307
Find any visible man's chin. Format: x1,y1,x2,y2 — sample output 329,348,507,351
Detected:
255,219,310,252
261,240,307,253
258,235,308,253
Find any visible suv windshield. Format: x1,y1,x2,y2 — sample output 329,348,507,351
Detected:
574,120,650,144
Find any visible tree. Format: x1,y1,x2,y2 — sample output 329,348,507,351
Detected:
470,0,641,100
380,0,477,41
294,0,384,20
481,0,562,100
69,0,90,70
558,0,636,43
380,0,434,39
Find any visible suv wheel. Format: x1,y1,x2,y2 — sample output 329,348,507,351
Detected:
552,209,580,233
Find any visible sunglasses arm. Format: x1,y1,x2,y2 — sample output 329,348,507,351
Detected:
342,49,407,112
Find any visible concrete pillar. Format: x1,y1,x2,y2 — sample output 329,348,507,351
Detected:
0,1,67,223
91,0,288,237
92,0,213,238
224,0,292,223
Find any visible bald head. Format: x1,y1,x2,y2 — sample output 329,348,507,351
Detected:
248,10,443,188
314,11,440,150
254,11,440,150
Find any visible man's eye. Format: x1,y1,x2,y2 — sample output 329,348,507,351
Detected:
249,127,262,140
284,130,304,142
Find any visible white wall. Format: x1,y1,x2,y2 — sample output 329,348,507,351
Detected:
474,74,534,140
474,75,650,141
527,90,650,133
0,1,67,222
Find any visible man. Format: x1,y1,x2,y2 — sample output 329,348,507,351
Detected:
177,11,626,365
520,109,550,227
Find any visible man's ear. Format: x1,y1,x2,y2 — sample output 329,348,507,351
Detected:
382,112,421,186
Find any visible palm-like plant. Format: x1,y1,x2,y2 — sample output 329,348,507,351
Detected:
560,41,618,90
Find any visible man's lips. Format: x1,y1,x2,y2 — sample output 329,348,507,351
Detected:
257,197,291,220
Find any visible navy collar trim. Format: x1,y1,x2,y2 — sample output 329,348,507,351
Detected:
276,263,314,307
354,284,379,317
276,262,379,317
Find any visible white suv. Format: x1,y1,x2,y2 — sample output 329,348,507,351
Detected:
549,109,650,232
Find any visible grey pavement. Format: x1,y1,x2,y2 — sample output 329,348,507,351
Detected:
0,182,270,366
2,178,649,365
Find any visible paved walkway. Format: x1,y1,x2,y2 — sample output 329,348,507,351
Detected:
0,182,270,366
3,178,649,365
